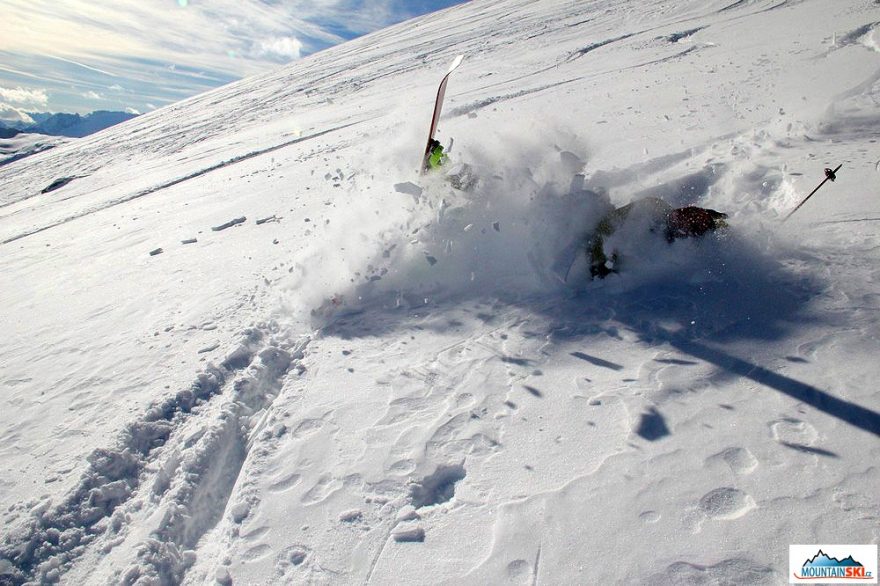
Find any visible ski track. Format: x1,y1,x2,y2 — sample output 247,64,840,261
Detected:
0,324,307,585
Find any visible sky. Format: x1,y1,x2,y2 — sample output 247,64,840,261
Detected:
0,0,468,123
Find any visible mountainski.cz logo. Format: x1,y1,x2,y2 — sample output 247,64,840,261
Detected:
790,545,878,583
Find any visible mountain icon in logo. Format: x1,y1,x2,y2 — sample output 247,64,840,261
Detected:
802,550,864,568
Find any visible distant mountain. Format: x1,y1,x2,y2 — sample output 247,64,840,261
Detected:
3,110,139,138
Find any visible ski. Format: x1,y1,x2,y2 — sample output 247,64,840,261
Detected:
420,54,464,174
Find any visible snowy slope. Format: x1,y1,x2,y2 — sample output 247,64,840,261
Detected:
2,0,879,584
0,133,68,167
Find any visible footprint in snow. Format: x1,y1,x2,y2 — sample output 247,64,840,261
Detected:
506,558,531,581
292,418,324,438
770,417,818,445
240,525,270,542
769,417,835,456
387,459,416,476
274,544,310,577
301,475,341,504
240,543,273,563
699,487,755,520
267,472,301,493
707,446,759,475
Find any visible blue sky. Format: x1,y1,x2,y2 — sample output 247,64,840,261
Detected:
0,0,468,123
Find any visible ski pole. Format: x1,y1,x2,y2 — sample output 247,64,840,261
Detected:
783,164,841,222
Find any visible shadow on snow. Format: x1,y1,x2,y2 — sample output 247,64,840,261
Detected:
320,229,880,440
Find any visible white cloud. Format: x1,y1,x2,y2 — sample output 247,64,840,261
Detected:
0,0,336,80
125,107,140,115
0,103,35,124
109,84,124,92
0,1,456,80
0,86,49,106
47,55,118,78
82,90,104,100
254,36,304,61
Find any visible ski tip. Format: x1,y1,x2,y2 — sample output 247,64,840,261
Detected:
448,54,464,73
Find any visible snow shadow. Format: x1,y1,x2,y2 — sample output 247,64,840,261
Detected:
409,464,467,509
538,260,880,438
317,221,880,439
314,224,880,440
635,407,671,441
570,351,624,371
656,333,880,438
540,245,880,438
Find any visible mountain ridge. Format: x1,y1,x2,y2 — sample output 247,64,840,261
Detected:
0,109,139,138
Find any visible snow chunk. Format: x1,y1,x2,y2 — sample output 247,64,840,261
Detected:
338,509,363,523
392,525,426,543
230,501,251,524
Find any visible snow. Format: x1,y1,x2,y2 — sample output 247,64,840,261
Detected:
2,0,879,584
0,133,68,167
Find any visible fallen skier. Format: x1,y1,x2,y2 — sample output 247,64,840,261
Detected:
586,196,728,278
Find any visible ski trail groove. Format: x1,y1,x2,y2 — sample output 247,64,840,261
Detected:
1,122,362,245
532,544,542,586
361,520,396,586
0,324,308,585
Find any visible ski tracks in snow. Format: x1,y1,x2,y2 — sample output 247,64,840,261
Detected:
0,323,308,585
